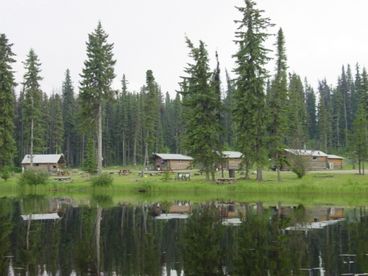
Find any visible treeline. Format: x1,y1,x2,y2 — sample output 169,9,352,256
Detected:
1,0,368,177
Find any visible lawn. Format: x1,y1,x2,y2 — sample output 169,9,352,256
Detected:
1,168,368,206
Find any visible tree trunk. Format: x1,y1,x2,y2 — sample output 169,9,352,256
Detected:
95,207,102,274
122,135,126,166
133,137,137,166
276,152,281,182
30,117,34,167
256,167,263,182
97,104,103,174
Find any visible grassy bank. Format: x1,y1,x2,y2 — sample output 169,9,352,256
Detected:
1,169,368,205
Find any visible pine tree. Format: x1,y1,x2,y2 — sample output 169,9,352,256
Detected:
79,22,116,174
22,49,45,157
62,69,76,165
223,70,234,148
267,28,288,181
181,38,222,180
0,34,16,168
233,0,273,181
83,135,97,174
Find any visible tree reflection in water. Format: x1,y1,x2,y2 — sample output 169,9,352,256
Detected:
0,198,368,275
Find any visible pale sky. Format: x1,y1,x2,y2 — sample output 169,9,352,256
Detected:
1,0,368,96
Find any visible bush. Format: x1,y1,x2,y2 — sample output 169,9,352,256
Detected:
290,156,307,179
91,173,113,187
18,170,49,186
161,171,171,182
1,167,11,181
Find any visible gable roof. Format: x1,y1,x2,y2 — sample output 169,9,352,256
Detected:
285,149,328,157
327,154,344,160
222,151,243,159
153,153,193,161
21,154,64,164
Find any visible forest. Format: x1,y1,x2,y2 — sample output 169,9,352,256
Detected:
0,0,367,181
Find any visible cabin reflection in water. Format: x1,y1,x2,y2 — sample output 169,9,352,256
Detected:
1,197,368,275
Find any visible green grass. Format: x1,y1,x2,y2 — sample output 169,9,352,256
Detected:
1,169,368,206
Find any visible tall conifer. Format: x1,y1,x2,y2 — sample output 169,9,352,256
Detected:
0,34,16,168
233,0,273,181
80,22,116,174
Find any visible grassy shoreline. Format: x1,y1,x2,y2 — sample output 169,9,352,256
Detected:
1,170,368,205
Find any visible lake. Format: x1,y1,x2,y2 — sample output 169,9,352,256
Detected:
1,196,368,275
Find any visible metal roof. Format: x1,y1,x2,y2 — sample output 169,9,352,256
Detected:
222,151,242,159
327,154,344,159
21,213,61,221
153,153,193,161
285,149,328,157
21,154,64,164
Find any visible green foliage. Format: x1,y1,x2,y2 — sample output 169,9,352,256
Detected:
79,22,116,173
233,0,273,181
18,170,48,186
0,167,11,181
0,34,16,168
289,155,307,179
22,49,45,154
91,172,113,187
182,206,224,275
180,38,222,180
161,171,171,182
82,136,97,174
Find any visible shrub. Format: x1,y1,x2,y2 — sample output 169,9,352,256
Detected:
91,173,113,187
0,167,11,181
290,156,307,179
18,170,48,186
161,171,171,182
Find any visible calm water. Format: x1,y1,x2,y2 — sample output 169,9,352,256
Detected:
1,196,368,275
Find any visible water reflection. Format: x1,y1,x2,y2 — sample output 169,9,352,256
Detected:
1,197,368,275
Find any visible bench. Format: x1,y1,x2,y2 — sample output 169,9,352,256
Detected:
216,178,236,184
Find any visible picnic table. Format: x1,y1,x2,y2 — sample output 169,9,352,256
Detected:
176,172,191,181
53,176,72,182
216,178,236,184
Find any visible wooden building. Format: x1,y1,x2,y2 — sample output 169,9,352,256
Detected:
153,153,193,171
327,154,344,169
284,149,328,171
221,151,243,170
21,154,65,174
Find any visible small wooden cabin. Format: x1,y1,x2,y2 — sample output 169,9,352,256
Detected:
21,154,65,174
153,153,193,171
327,154,344,169
221,151,242,170
284,149,328,171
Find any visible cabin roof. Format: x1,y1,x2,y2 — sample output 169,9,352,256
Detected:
21,154,64,164
153,153,193,161
285,149,328,157
21,213,61,221
327,154,344,159
222,151,243,159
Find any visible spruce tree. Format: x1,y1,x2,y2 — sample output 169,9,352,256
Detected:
287,73,307,148
352,103,368,175
305,81,317,143
0,34,16,168
79,22,116,174
22,49,45,157
233,0,273,181
62,69,76,165
181,38,222,180
49,94,64,153
267,28,288,181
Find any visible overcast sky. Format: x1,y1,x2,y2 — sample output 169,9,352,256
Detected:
1,0,368,96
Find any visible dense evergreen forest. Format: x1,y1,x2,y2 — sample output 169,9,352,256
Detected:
0,0,367,178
